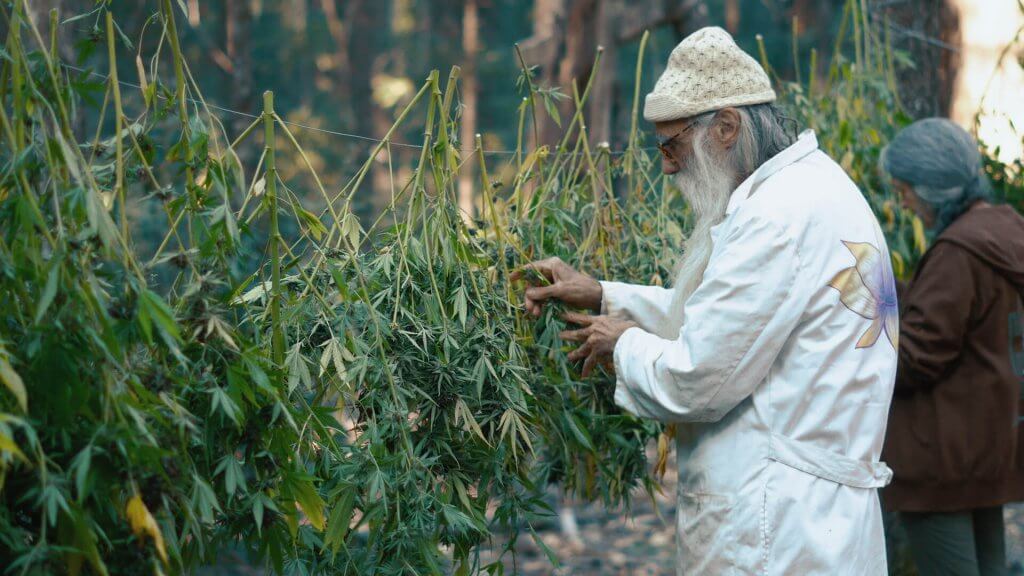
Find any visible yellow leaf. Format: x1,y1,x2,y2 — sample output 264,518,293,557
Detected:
126,494,168,564
291,478,326,531
882,200,896,227
654,424,674,479
839,150,854,172
135,54,150,106
0,431,28,464
283,508,299,538
891,250,906,280
911,215,929,254
0,356,27,412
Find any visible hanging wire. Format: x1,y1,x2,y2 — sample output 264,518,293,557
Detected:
63,63,654,157
881,21,961,53
864,1,961,54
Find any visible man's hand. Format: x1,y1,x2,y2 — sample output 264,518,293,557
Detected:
510,257,603,317
559,312,639,377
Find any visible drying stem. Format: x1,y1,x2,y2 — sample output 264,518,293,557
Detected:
106,13,128,249
263,91,285,366
161,0,198,250
476,134,513,317
513,43,541,154
625,30,650,194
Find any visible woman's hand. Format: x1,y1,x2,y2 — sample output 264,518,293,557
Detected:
510,257,603,317
559,312,639,377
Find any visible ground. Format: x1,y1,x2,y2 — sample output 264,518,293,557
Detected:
202,448,1024,574
484,450,1024,575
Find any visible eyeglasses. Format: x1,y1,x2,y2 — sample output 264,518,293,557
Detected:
656,121,698,162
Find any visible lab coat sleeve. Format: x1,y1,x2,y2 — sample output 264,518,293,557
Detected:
612,214,803,422
599,281,675,334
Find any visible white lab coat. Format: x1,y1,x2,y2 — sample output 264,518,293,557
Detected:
604,131,897,575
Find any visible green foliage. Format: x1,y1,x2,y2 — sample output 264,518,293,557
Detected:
0,0,1020,574
0,3,666,574
983,142,1024,213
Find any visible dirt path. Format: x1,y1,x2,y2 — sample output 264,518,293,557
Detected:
484,450,1024,575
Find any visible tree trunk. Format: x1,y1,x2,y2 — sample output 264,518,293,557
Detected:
346,0,384,145
878,0,961,118
520,0,701,150
345,0,388,218
226,0,254,162
320,0,351,126
589,0,619,147
725,0,740,34
458,0,479,220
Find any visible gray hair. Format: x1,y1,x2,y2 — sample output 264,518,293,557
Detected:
734,102,799,175
685,102,798,181
879,118,992,232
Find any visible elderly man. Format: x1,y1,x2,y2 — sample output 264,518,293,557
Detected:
516,27,897,574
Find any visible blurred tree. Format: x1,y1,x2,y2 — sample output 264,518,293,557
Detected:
87,0,973,228
227,0,255,158
876,0,961,118
520,0,703,148
459,0,480,218
347,0,386,144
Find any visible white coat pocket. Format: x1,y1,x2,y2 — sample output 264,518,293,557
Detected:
678,491,736,574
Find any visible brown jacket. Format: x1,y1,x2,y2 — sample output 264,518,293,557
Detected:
883,203,1024,512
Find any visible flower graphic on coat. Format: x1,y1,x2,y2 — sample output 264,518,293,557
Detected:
829,241,899,350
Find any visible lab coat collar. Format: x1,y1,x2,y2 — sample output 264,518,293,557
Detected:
726,130,819,215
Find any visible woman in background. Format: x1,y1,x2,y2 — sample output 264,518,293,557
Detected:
881,118,1024,576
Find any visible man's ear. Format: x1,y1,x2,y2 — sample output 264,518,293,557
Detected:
712,107,742,150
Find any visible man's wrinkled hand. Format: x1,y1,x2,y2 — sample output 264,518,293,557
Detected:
559,312,639,377
510,257,603,317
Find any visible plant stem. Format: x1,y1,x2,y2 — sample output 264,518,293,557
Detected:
625,30,650,195
263,91,285,366
106,13,128,251
161,0,198,250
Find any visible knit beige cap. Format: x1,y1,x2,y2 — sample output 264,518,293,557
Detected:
644,27,776,122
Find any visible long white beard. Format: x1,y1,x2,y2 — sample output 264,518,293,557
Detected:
656,138,736,339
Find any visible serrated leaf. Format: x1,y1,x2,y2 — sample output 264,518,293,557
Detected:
35,260,60,324
252,494,264,534
543,94,561,128
528,524,560,567
291,477,325,531
298,207,327,241
68,507,109,576
191,476,222,524
70,446,93,500
324,488,356,555
454,284,468,327
286,342,312,394
454,399,488,445
564,411,594,451
139,289,182,346
209,387,241,426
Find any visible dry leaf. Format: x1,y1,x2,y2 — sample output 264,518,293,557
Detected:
126,494,168,564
